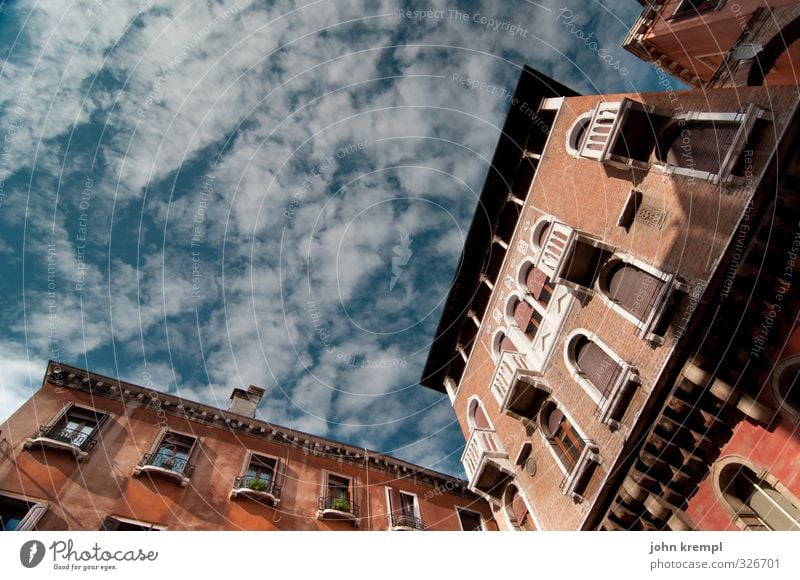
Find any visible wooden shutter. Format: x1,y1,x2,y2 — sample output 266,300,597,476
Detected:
272,458,285,496
526,267,548,299
513,300,533,330
472,403,491,430
665,122,738,173
16,502,48,531
576,339,622,399
545,408,564,438
499,334,517,353
608,264,664,320
144,427,169,457
511,492,528,526
43,402,74,429
350,476,363,527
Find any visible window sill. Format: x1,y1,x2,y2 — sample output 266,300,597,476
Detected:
134,465,191,487
230,487,280,505
317,508,358,522
24,436,90,461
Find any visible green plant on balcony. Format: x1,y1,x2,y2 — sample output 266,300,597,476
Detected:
331,496,350,512
246,478,268,492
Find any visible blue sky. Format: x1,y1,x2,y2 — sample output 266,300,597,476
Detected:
0,0,667,476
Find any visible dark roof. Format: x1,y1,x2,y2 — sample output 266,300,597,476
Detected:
420,66,579,392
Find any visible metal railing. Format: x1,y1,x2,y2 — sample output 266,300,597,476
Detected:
139,452,195,478
36,424,98,452
233,474,282,499
318,495,360,517
389,513,426,531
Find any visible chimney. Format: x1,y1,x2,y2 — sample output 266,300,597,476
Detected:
227,385,265,418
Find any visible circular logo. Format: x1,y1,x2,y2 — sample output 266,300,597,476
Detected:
20,540,46,568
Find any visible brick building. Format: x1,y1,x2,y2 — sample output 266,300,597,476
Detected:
420,45,800,527
0,361,495,531
623,0,800,88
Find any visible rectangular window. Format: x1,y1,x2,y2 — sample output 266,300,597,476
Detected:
456,507,484,531
0,494,48,531
326,474,351,509
27,403,108,456
137,430,198,483
318,471,361,521
552,420,584,471
672,0,719,18
387,488,424,530
233,453,281,501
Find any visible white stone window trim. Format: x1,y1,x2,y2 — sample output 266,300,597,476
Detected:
563,328,641,429
565,112,593,158
384,487,422,530
502,481,543,531
466,394,496,432
594,253,683,344
530,215,554,256
454,506,486,531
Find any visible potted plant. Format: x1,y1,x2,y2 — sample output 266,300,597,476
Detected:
246,478,268,492
331,496,350,512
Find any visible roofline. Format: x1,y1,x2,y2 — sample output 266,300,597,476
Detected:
419,65,579,392
42,360,476,493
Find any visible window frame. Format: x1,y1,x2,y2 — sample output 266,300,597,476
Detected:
231,450,283,504
564,112,593,158
24,402,110,461
384,487,423,530
455,506,486,531
0,491,49,531
134,428,199,486
317,469,361,524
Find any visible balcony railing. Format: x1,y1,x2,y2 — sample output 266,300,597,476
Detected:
536,221,575,280
138,452,195,480
35,425,98,451
578,101,624,162
232,474,282,502
389,513,426,531
318,495,360,519
490,351,549,420
558,440,601,503
461,428,513,499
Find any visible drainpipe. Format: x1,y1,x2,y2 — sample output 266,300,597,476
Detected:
363,447,371,530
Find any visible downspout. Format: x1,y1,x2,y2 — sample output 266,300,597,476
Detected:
363,447,371,530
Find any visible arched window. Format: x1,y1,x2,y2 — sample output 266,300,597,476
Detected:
717,461,800,531
658,121,740,174
565,113,592,157
540,403,584,472
519,261,553,308
492,331,519,360
467,398,492,431
504,485,536,531
771,356,800,419
568,334,623,401
599,260,665,321
509,296,542,340
531,218,552,251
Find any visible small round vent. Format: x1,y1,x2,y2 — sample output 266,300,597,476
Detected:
525,457,537,477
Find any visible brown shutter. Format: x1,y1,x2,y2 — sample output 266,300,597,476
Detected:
144,427,168,456
665,122,738,173
273,458,284,495
546,408,564,438
351,476,363,527
526,267,548,299
576,339,622,398
513,300,533,330
472,403,491,430
44,402,74,428
512,493,528,526
499,334,517,353
608,264,664,319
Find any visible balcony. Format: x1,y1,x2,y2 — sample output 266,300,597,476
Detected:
134,452,195,486
317,496,360,522
24,425,99,461
490,351,550,421
578,98,667,170
536,220,576,280
461,428,514,501
559,440,602,503
633,272,687,344
230,474,282,505
389,513,427,531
